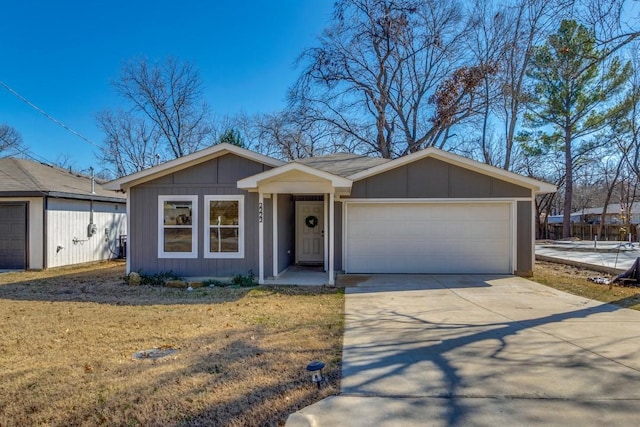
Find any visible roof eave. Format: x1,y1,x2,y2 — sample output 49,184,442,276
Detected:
105,143,284,191
534,183,558,195
46,191,126,203
348,147,557,195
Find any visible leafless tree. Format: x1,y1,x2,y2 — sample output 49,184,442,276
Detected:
97,110,164,177
461,0,570,170
232,109,334,161
98,57,214,176
0,124,25,157
463,0,511,166
253,111,315,160
577,0,639,48
495,0,570,170
290,0,481,159
522,145,565,238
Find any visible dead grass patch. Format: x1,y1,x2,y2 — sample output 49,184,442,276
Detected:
0,262,343,426
533,260,640,310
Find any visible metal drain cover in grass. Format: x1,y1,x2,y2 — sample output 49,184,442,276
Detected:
133,347,178,360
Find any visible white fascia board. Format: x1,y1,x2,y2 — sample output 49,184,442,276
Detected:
237,162,352,190
104,143,284,191
347,147,557,195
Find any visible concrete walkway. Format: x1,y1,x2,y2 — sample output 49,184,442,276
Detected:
286,275,640,426
536,240,639,272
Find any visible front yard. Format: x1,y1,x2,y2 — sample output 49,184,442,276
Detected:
0,261,344,426
2,259,639,426
532,260,640,310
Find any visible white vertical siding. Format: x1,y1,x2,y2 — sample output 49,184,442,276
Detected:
46,198,127,268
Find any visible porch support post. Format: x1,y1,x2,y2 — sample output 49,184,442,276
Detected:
324,194,329,271
258,192,265,285
272,193,279,277
126,190,131,274
328,192,335,285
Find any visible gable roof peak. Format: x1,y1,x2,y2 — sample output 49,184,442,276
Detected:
347,147,556,194
104,143,284,191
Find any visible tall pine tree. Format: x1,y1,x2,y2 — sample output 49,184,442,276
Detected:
525,19,632,238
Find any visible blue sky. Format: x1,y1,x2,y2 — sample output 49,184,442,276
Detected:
0,1,334,172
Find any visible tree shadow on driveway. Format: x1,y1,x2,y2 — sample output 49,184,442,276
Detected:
340,276,640,426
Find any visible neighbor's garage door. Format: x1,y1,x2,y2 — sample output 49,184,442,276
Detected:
0,203,27,269
345,202,512,274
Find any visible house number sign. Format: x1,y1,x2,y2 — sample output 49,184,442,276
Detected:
258,203,263,223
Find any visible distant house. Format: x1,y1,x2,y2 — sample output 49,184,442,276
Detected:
546,206,640,225
581,206,640,225
0,158,126,270
106,143,555,282
546,212,582,224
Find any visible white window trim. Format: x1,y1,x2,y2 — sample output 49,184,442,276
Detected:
158,195,198,259
204,195,244,259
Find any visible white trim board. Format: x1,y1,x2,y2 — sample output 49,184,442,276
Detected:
203,195,245,259
157,195,198,259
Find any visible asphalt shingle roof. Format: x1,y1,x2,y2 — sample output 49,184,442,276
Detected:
296,153,390,178
0,157,125,201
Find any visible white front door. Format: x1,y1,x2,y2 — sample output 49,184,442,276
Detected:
296,201,324,264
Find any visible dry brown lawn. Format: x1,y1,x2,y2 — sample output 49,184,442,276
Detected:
533,260,640,310
0,261,343,427
5,259,636,426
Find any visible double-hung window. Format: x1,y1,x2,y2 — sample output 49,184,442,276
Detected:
158,195,198,258
204,195,244,258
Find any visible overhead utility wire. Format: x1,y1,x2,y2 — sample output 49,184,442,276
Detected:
0,80,102,149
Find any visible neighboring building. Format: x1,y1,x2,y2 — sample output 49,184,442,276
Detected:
581,206,640,225
544,206,640,241
0,158,126,270
105,143,556,283
547,207,640,225
546,213,583,224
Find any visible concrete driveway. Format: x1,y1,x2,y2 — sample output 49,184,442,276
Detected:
287,275,640,426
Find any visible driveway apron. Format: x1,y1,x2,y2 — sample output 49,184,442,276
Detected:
287,275,640,426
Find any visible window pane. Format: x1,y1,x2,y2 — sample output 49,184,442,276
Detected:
164,228,192,252
164,201,192,225
210,201,239,226
210,227,239,253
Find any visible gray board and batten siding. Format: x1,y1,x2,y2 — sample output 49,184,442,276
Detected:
346,156,534,275
129,154,274,278
277,194,295,274
348,157,531,199
129,151,536,277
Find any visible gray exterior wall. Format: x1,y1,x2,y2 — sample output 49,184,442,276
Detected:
345,157,534,276
349,157,531,199
516,201,533,276
129,154,272,277
277,194,295,274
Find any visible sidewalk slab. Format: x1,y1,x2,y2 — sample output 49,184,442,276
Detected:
287,395,640,427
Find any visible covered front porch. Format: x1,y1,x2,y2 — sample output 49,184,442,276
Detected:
263,265,333,286
238,163,352,285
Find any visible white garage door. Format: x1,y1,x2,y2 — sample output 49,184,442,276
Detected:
345,202,512,274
